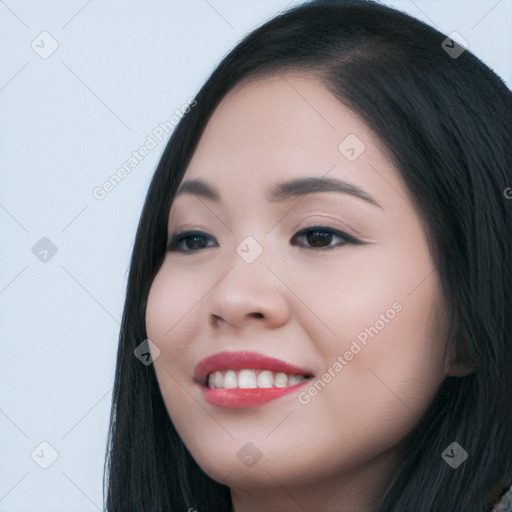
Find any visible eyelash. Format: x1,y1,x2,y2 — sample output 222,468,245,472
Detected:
167,224,362,253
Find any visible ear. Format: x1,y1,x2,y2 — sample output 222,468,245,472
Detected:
444,324,478,377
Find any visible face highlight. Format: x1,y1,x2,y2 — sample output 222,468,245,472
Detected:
145,73,459,511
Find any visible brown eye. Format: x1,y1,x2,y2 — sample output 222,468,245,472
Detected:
291,225,361,250
167,231,216,252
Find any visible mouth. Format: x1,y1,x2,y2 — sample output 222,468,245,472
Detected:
194,351,314,408
206,369,308,389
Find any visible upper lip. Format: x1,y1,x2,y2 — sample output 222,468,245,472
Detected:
194,350,314,386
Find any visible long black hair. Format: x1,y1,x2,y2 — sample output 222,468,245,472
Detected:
103,1,512,510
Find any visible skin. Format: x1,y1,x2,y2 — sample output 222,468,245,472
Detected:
145,72,471,512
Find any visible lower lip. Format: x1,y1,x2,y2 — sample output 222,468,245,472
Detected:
202,381,310,408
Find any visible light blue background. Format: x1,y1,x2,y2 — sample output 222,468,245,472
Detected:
1,1,510,510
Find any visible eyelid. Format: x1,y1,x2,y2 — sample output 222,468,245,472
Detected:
295,223,363,245
293,214,362,239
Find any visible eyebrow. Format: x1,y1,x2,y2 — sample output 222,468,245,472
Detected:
175,176,384,210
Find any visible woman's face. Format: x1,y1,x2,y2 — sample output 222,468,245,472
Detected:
145,72,458,503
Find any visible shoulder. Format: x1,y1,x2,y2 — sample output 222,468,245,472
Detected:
490,483,512,512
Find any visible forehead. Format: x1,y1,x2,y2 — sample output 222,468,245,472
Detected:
175,72,406,212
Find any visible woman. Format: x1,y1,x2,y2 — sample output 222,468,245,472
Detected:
103,1,512,510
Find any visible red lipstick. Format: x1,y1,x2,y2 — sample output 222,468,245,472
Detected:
194,351,313,409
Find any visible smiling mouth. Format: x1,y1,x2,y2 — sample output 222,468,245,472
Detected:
194,350,314,408
206,369,309,389
200,369,313,409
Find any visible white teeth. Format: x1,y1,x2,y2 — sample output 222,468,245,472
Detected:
224,370,237,389
214,371,223,389
206,369,308,389
238,369,257,388
257,370,274,388
288,375,305,386
274,372,288,387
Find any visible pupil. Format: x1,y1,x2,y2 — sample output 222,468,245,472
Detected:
187,235,204,249
308,230,331,246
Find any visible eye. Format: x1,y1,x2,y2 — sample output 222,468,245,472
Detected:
291,224,362,250
167,225,361,253
167,231,215,252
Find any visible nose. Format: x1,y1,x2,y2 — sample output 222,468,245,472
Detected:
206,249,291,331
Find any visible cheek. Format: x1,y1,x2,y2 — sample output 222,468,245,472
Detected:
309,277,447,449
290,256,448,459
145,267,208,445
146,261,203,347
145,265,200,407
